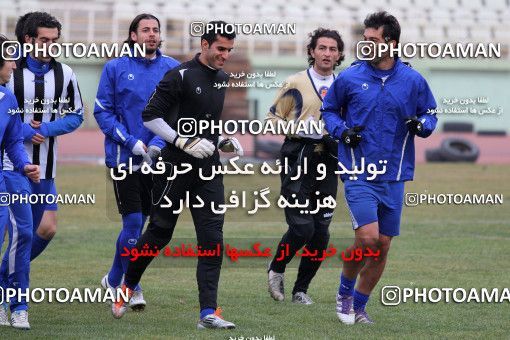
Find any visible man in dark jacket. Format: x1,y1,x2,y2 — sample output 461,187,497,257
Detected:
112,21,242,330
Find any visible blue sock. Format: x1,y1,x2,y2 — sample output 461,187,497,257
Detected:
30,234,50,260
338,273,356,296
119,213,144,291
108,234,124,287
108,214,147,288
200,308,215,319
353,290,370,312
127,215,147,292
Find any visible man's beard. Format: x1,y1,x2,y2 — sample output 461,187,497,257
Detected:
145,47,157,55
369,56,383,66
369,50,391,66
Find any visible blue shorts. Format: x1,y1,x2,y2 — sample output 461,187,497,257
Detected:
30,178,58,211
30,178,58,231
344,180,405,237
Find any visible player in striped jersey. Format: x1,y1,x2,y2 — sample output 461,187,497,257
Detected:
265,28,345,305
2,12,84,261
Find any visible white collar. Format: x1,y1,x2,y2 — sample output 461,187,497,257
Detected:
309,67,333,81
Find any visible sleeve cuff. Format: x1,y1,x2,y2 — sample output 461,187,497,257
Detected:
23,124,36,141
39,123,50,137
125,136,137,151
16,161,30,173
335,125,348,140
147,136,165,149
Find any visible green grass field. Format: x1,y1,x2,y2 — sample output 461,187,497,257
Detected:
1,163,509,339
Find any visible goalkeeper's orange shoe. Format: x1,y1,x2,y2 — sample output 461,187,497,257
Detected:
111,284,133,319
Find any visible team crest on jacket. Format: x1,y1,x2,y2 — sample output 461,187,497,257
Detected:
362,83,369,90
196,87,202,94
319,86,329,99
128,74,134,80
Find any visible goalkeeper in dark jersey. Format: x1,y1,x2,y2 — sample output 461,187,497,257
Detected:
111,21,242,330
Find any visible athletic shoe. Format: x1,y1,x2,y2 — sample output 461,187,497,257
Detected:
197,307,235,329
292,292,313,305
129,290,146,312
118,274,147,311
268,264,284,301
101,274,116,306
0,303,10,326
11,310,30,330
336,293,355,325
355,309,374,324
111,285,133,319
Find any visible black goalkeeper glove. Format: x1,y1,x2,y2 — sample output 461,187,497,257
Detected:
341,126,365,148
405,116,423,135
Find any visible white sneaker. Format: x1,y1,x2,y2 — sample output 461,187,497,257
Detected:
336,293,355,325
0,303,10,327
197,308,235,329
129,290,146,312
11,310,30,330
292,292,313,305
268,269,285,301
101,274,116,306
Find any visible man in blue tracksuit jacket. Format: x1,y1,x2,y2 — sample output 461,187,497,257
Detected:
321,12,437,324
94,14,179,311
0,35,40,329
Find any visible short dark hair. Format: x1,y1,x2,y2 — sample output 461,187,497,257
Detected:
125,13,161,48
0,35,13,68
307,28,345,68
23,11,62,40
15,12,34,44
364,11,400,44
201,21,236,46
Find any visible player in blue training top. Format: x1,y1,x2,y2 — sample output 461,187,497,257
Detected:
0,35,40,330
94,13,180,311
321,11,437,324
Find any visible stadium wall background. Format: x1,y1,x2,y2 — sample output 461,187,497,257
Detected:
66,56,509,133
2,0,509,132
